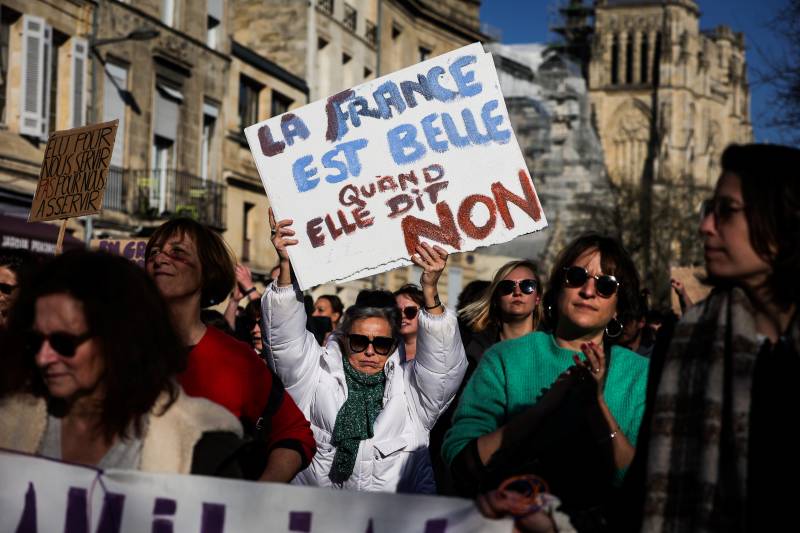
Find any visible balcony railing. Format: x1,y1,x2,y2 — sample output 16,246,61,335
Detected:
100,167,227,229
318,0,333,15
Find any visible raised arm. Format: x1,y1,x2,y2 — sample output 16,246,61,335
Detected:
262,210,324,410
407,243,468,430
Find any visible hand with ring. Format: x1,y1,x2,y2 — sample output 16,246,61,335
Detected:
572,340,607,389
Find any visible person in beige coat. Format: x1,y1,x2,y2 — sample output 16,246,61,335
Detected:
0,251,242,476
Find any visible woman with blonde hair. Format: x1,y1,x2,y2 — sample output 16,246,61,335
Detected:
459,259,543,369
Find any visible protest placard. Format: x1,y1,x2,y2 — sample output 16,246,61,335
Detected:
0,451,512,533
28,120,118,223
245,43,547,290
91,238,149,267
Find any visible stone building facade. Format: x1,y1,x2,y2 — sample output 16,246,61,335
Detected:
588,0,752,188
483,43,611,275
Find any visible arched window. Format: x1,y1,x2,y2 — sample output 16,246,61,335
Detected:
653,32,662,86
625,33,634,84
640,34,649,84
611,34,620,85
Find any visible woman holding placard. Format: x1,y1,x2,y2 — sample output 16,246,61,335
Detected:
263,210,467,492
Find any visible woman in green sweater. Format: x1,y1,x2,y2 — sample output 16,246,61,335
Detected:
444,234,649,525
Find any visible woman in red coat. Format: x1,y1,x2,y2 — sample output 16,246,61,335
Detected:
146,218,315,481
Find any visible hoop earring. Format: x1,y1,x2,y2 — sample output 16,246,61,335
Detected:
605,317,623,338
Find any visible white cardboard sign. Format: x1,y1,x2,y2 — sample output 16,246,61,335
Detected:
0,451,511,533
245,43,547,289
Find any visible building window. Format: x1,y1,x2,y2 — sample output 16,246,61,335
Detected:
207,0,221,48
343,4,357,32
640,35,649,84
318,37,328,50
19,14,54,140
238,75,262,129
364,66,372,79
201,102,218,181
318,0,333,15
342,52,352,65
161,0,176,27
151,135,174,213
419,46,432,62
610,34,619,85
102,62,128,167
242,201,254,262
391,22,402,40
653,33,661,86
271,91,293,118
365,20,376,45
47,33,66,135
625,34,634,84
0,8,14,124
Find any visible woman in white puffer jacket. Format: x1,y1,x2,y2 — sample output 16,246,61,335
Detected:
262,214,467,493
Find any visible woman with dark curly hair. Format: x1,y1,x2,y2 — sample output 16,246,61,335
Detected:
0,251,242,475
641,144,800,532
444,234,649,525
146,218,315,481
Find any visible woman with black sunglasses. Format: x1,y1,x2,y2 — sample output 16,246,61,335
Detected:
0,251,245,476
444,234,648,524
459,259,543,371
263,211,467,493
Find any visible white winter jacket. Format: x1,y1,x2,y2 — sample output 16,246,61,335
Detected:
262,283,467,493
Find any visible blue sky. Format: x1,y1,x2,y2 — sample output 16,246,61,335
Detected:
480,0,792,144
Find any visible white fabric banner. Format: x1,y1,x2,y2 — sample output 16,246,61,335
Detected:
244,42,547,290
0,451,511,533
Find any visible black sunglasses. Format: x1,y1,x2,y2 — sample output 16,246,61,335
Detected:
700,197,745,224
25,330,94,358
563,266,620,298
401,306,419,320
0,282,17,295
497,279,538,296
347,333,395,356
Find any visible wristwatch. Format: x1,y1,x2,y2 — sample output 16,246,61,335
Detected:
424,295,442,310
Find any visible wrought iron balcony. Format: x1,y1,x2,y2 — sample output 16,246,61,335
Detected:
100,167,227,229
318,0,333,15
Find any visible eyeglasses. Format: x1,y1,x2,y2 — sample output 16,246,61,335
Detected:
563,266,620,298
699,197,745,225
0,282,18,295
346,333,396,356
401,306,418,320
497,279,538,296
25,330,93,358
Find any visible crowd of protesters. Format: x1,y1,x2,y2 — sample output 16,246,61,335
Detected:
0,142,797,532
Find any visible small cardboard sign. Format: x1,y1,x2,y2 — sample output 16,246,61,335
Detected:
244,43,547,290
29,119,119,222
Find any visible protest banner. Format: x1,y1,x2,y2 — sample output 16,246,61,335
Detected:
669,265,712,316
245,43,547,289
0,451,512,533
28,119,118,253
91,238,149,267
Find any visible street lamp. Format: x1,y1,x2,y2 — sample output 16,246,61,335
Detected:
91,27,160,48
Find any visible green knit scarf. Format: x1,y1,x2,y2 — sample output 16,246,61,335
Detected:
329,355,386,484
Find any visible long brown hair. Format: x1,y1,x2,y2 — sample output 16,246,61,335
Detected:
459,259,542,333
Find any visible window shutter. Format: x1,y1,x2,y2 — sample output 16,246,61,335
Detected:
19,15,46,137
71,37,88,127
39,25,52,139
103,62,127,167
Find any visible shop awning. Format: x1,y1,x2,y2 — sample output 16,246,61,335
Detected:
0,214,84,255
